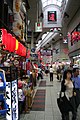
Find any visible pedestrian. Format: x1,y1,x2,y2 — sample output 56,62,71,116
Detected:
37,66,43,80
72,68,80,111
45,66,49,76
32,69,36,87
61,70,77,120
50,66,53,81
57,66,62,81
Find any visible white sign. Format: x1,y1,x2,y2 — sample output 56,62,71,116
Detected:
35,22,42,32
6,82,12,120
12,80,18,120
63,38,68,43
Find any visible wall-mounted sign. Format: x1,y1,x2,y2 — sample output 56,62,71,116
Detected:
35,22,42,32
48,11,57,22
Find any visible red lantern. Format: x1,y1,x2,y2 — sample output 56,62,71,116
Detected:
2,29,7,46
20,44,26,56
9,37,16,52
3,33,11,51
15,42,21,55
15,42,26,57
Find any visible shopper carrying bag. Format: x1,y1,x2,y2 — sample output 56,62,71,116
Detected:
57,91,71,114
57,70,77,120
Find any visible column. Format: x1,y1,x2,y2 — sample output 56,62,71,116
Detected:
51,44,53,63
31,31,34,49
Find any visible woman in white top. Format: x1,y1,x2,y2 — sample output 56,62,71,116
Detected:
50,66,54,81
61,70,76,120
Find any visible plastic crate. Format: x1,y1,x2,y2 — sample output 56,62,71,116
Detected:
0,95,8,115
0,72,6,91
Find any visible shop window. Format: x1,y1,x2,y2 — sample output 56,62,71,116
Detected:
70,23,80,46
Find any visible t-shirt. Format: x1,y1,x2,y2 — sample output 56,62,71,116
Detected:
38,68,42,74
50,68,53,73
65,80,74,98
72,76,80,88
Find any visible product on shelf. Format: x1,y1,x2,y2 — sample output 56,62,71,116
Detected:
0,101,4,110
0,95,8,115
0,72,6,90
0,76,4,87
0,69,8,117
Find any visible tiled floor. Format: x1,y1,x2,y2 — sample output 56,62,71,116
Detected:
20,75,80,120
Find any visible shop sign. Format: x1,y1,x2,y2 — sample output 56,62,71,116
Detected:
48,11,57,22
12,80,18,120
35,22,42,32
41,50,51,56
6,82,12,120
30,53,38,58
31,48,35,53
63,38,68,43
71,31,80,41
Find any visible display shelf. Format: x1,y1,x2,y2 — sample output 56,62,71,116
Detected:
0,95,8,115
0,67,18,82
0,90,5,95
0,69,7,119
0,67,19,120
0,114,6,120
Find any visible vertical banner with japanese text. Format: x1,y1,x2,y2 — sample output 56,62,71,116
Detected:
12,80,18,120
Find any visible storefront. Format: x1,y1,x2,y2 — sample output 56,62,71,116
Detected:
68,23,80,65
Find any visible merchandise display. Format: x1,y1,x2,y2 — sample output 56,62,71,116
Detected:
18,76,34,114
0,69,8,119
0,76,4,87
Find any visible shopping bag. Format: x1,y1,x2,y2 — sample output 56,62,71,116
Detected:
57,93,71,114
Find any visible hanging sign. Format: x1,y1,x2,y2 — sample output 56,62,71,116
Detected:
35,22,42,32
63,38,68,43
48,11,57,22
12,80,18,120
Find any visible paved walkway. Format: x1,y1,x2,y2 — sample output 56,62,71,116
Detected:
20,75,80,120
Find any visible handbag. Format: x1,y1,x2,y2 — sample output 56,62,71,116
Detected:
57,91,71,114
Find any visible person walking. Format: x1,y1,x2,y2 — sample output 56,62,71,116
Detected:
72,68,80,112
61,70,77,120
57,66,62,81
37,66,43,80
50,66,54,81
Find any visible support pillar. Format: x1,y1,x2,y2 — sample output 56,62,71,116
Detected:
31,31,34,49
51,44,53,63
